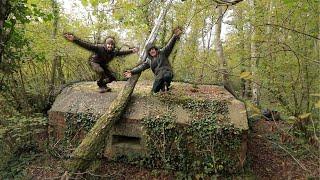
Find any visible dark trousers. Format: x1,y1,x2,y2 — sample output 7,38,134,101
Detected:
152,70,173,93
89,61,116,88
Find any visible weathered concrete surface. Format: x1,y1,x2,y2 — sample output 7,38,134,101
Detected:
48,81,248,171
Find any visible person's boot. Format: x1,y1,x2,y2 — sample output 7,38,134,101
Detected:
98,86,111,93
105,86,111,92
160,85,166,92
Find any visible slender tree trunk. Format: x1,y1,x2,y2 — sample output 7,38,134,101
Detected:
50,0,58,87
54,14,65,85
244,18,252,98
200,16,214,84
49,0,64,97
214,6,237,98
92,6,103,44
237,8,250,98
66,0,173,173
249,0,259,105
199,25,206,83
57,56,65,84
266,0,273,35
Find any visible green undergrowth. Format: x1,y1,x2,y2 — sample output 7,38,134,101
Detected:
121,95,244,178
48,112,98,158
0,115,47,179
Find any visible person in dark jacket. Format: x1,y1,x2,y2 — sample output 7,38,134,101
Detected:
124,27,182,93
64,33,139,93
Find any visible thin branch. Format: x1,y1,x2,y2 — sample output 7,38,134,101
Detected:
184,4,229,36
213,6,229,25
260,23,320,40
184,2,216,29
267,140,311,173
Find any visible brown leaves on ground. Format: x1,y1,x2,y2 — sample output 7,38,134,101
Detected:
248,120,320,179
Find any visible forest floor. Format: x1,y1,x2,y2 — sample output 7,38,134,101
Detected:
247,119,319,179
25,119,319,179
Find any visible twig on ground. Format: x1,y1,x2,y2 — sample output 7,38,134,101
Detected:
267,139,311,173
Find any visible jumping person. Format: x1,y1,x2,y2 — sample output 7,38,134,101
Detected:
64,33,139,93
124,27,182,93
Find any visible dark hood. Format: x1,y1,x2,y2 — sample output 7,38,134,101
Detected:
146,43,159,55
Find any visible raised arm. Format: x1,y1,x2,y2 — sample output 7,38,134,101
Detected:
64,33,99,52
161,27,182,57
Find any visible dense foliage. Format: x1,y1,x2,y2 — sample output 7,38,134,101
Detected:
141,98,242,177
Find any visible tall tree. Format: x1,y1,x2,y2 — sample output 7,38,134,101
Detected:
199,15,214,84
214,6,237,97
49,0,64,101
236,6,250,98
248,0,259,105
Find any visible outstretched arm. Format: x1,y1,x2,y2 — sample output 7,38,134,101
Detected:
131,61,150,74
115,47,139,56
161,27,182,57
64,33,99,52
124,61,150,78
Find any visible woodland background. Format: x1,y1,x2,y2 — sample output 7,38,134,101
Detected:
0,0,319,178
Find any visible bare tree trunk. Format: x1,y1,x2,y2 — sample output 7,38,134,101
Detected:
49,0,64,98
91,5,104,44
266,0,273,35
56,56,65,84
200,16,214,84
200,25,206,84
249,0,259,105
237,8,249,98
50,0,58,87
66,0,173,173
214,6,237,98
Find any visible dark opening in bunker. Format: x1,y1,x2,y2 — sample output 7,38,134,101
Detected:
112,135,141,145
